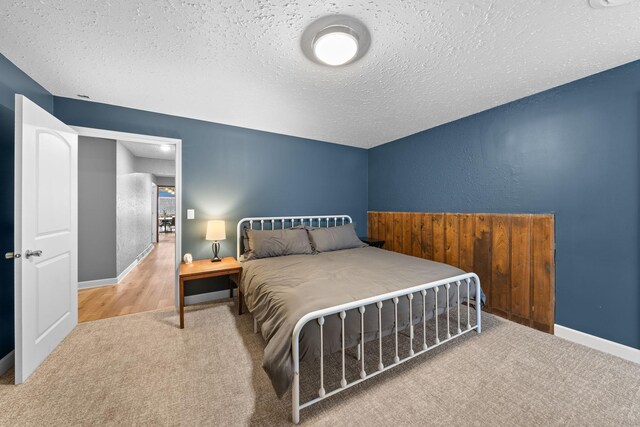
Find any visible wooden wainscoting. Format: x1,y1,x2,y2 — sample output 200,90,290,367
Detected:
367,212,555,333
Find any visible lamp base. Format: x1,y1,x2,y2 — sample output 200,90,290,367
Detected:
211,241,222,262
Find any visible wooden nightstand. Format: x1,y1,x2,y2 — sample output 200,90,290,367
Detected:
178,257,242,329
359,237,385,248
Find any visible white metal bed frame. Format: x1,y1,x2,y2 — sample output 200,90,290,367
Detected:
237,215,481,424
236,214,353,259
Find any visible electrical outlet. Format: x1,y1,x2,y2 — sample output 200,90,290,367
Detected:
187,209,195,219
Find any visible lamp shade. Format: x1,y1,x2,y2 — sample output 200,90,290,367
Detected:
205,220,226,241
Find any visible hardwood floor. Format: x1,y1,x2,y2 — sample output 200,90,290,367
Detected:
78,233,176,323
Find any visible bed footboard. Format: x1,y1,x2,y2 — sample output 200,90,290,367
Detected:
291,273,481,424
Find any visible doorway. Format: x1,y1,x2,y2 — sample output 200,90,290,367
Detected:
157,186,176,238
13,96,182,383
73,128,182,323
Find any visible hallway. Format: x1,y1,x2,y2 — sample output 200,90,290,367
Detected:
78,233,175,323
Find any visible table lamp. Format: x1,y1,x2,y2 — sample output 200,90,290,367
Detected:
206,220,226,262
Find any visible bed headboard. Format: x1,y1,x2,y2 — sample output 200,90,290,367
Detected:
236,215,353,259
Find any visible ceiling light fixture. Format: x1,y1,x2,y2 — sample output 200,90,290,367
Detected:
160,145,171,152
313,26,359,66
302,15,370,67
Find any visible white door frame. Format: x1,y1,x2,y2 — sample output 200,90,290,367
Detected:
73,126,182,307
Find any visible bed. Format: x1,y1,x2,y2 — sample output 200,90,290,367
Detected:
237,215,482,423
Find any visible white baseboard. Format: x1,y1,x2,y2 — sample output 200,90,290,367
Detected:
184,289,237,305
554,324,640,364
117,254,143,283
138,243,154,262
117,259,138,282
0,350,15,376
78,277,117,289
87,245,155,286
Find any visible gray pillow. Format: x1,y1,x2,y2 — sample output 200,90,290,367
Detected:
308,223,367,252
245,228,314,259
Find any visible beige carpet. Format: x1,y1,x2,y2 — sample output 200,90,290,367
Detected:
1,301,639,426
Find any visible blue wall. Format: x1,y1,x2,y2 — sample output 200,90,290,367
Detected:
53,97,369,296
0,54,367,360
3,51,638,360
369,60,640,349
0,54,54,360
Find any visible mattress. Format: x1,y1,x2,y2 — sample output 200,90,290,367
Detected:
240,246,478,398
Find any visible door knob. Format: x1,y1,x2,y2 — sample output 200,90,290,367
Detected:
5,252,21,259
25,250,42,259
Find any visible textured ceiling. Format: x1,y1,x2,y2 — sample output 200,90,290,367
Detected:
1,1,640,148
119,140,176,161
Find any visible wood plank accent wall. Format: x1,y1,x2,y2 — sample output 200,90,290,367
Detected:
367,212,555,333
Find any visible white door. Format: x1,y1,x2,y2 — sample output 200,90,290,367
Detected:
14,95,78,384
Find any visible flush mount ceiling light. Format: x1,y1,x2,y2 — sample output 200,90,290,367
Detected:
313,27,359,66
589,0,637,8
160,145,172,152
302,15,370,67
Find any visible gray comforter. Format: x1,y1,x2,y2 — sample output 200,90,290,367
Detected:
240,246,478,398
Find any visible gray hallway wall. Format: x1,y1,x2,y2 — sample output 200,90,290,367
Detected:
116,143,154,275
78,136,117,282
